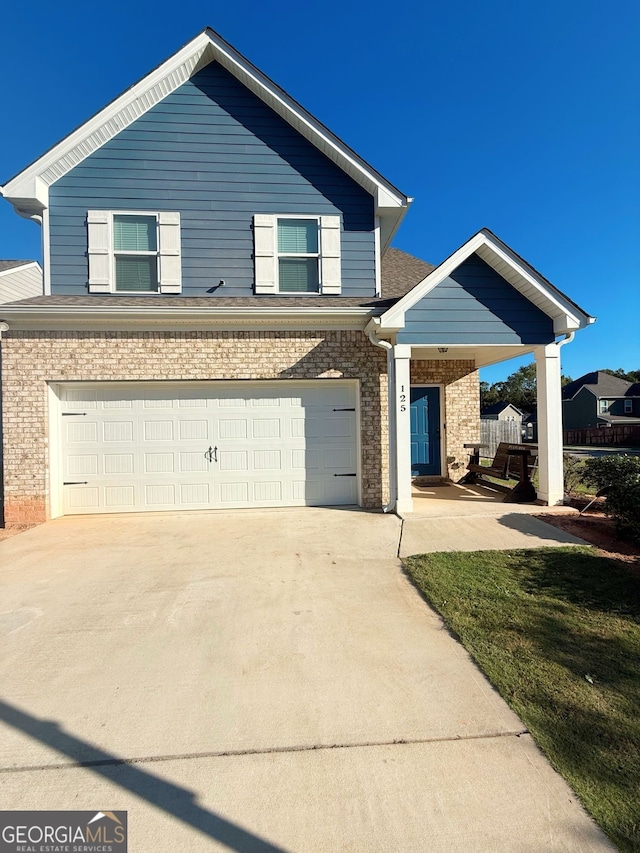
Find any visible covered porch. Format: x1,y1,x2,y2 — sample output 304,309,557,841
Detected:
367,229,594,515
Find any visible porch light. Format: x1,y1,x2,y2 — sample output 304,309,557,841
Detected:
437,347,449,353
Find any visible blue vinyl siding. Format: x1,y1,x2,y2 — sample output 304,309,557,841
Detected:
48,62,375,296
397,254,555,345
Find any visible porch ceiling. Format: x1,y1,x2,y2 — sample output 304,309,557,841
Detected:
409,344,535,369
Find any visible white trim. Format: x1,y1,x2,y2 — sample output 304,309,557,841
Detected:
394,345,413,514
380,229,592,334
374,217,381,297
48,383,63,519
535,343,564,506
1,28,409,245
0,261,41,279
42,210,51,295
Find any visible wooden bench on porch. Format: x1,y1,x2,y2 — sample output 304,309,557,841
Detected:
460,442,539,503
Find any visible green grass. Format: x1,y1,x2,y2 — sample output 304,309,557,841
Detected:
403,547,640,852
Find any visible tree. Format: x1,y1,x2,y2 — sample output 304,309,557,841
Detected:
602,368,640,383
481,362,573,414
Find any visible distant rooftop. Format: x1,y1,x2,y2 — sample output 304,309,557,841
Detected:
0,260,35,273
562,371,633,400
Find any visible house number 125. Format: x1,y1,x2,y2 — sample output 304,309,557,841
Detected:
399,384,406,412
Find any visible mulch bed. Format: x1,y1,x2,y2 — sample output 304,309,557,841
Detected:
537,497,639,567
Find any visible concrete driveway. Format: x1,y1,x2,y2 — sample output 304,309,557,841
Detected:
0,509,613,851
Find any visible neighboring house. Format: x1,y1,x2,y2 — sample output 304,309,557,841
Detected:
522,410,538,443
0,261,42,304
0,28,594,524
562,371,640,429
480,402,524,424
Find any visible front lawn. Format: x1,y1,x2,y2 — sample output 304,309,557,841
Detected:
403,547,640,852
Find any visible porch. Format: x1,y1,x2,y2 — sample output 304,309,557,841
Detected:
366,229,594,515
410,479,578,518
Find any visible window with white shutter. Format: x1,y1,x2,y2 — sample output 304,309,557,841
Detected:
87,211,181,293
253,214,341,294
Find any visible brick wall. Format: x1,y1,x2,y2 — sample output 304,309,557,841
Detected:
1,330,388,523
410,360,480,481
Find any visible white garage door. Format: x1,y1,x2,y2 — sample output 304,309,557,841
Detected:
57,381,359,515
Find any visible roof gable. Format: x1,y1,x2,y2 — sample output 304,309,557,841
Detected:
379,229,594,336
481,402,523,416
0,28,408,249
562,371,633,400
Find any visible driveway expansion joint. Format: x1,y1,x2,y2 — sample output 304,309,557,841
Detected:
0,728,530,773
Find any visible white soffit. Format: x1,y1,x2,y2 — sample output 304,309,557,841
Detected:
380,229,593,334
1,28,409,236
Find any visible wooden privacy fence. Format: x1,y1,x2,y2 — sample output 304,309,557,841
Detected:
564,423,640,447
480,420,522,457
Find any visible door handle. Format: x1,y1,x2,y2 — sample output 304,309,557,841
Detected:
204,446,218,463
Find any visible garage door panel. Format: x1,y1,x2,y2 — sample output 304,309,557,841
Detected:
104,454,134,474
59,381,358,515
105,486,135,508
179,419,209,440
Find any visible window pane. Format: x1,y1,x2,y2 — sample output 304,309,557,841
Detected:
115,256,158,292
278,219,318,254
279,258,319,293
114,215,157,251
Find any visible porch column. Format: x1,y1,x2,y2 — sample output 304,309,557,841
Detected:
535,343,564,505
394,344,413,514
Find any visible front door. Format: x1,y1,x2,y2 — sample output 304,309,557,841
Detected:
410,386,441,476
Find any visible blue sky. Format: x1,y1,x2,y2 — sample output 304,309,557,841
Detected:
1,0,638,383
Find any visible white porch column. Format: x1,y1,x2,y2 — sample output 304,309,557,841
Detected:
394,344,413,514
535,343,564,505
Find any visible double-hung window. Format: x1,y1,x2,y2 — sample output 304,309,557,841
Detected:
599,399,610,414
87,210,181,294
624,399,633,413
253,214,341,294
277,219,320,293
113,215,158,292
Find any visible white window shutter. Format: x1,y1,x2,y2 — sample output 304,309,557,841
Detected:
158,212,181,293
320,215,341,294
254,214,277,294
87,210,112,293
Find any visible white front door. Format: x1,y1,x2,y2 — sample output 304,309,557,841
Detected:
57,381,358,515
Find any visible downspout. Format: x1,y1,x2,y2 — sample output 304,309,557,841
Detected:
557,332,575,349
367,319,396,513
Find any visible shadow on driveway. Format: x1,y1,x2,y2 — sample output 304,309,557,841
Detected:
0,699,290,853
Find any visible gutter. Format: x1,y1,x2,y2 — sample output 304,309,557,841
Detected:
366,319,396,513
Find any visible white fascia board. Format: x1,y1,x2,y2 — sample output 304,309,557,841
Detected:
1,29,409,219
1,33,214,209
380,229,591,331
0,304,374,331
0,261,41,279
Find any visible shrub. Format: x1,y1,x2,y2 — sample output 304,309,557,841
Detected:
583,455,640,541
563,453,586,494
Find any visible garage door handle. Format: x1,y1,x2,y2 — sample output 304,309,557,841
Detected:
334,473,356,477
205,446,218,463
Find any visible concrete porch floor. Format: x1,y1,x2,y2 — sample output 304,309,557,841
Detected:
401,480,586,557
410,480,577,518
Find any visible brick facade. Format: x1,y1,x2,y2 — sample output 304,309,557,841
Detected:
1,334,479,524
1,330,388,523
410,360,480,481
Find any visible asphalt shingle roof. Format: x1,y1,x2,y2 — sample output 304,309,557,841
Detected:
562,371,633,400
0,260,34,273
481,402,523,416
0,247,435,311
